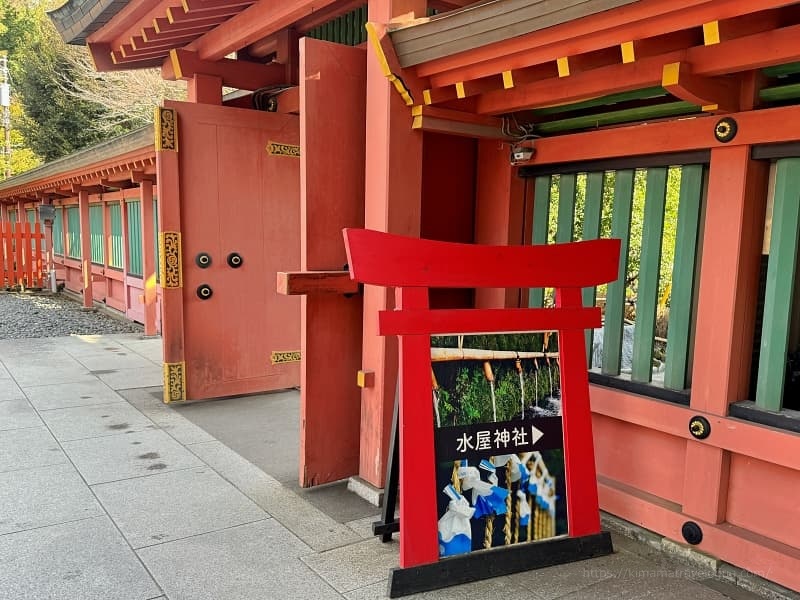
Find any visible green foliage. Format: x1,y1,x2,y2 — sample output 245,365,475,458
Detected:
9,6,121,162
432,334,562,426
542,165,683,308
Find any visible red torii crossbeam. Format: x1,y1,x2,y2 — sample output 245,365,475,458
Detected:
344,228,621,597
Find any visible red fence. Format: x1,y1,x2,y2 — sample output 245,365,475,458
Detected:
1,221,47,289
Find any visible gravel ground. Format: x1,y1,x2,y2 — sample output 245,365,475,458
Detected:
0,292,143,339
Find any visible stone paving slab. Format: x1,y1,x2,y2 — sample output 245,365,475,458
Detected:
9,366,96,388
137,520,341,600
62,428,204,485
554,564,732,600
75,351,155,372
0,426,68,473
93,466,267,549
344,576,543,600
23,379,126,411
346,514,382,540
0,383,25,401
39,402,156,442
98,366,164,390
0,516,161,600
301,537,401,593
188,440,362,552
120,387,214,446
0,398,42,430
56,337,129,356
0,463,103,535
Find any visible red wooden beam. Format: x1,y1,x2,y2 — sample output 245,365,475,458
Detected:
166,4,247,25
276,271,359,295
475,23,800,115
418,0,798,87
411,105,509,139
165,48,287,90
187,0,340,61
152,14,221,35
662,61,740,113
523,103,800,166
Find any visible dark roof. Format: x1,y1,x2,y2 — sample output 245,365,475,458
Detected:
48,0,130,45
0,126,152,193
390,0,640,67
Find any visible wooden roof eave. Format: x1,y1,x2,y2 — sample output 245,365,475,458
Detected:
0,126,154,201
389,0,641,68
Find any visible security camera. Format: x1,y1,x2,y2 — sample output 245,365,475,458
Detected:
510,144,534,164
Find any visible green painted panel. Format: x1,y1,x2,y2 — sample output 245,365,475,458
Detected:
601,170,634,376
529,175,552,308
756,158,800,411
631,168,668,382
534,101,699,135
763,61,800,78
153,199,159,283
27,209,37,252
109,203,123,269
533,86,667,117
664,165,704,390
555,174,576,243
8,209,15,224
127,201,143,277
89,204,104,265
66,206,81,259
307,4,367,46
52,207,64,256
759,83,800,103
582,171,605,359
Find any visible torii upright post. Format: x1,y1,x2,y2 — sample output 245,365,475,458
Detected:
344,229,621,597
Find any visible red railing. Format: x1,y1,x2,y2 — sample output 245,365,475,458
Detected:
1,221,47,289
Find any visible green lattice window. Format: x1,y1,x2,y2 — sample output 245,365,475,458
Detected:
127,200,143,277
109,203,123,269
52,207,64,256
526,162,706,399
66,206,81,259
89,204,104,265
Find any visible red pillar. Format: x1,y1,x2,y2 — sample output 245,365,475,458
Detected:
683,146,768,524
474,139,529,309
156,104,186,402
139,180,158,336
188,74,222,105
120,195,131,314
41,199,53,276
77,190,93,308
359,0,426,487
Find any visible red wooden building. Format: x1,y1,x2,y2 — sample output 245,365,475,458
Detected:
1,0,799,592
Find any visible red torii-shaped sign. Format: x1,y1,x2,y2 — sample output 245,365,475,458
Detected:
344,228,621,595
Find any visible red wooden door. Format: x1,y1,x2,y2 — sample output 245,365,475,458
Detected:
158,101,301,401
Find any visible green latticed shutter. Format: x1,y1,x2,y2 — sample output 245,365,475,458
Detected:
127,200,143,277
109,203,123,269
89,204,104,265
66,206,81,259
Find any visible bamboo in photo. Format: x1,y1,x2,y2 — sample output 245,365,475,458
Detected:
451,460,461,493
504,459,512,545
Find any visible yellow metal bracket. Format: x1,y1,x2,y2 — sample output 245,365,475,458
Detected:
366,22,414,106
163,361,186,403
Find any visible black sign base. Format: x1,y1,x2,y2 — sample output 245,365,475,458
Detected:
387,531,613,598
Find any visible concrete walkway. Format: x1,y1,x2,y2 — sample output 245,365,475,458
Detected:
0,334,779,600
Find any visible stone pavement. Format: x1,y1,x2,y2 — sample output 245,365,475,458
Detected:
0,334,785,600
